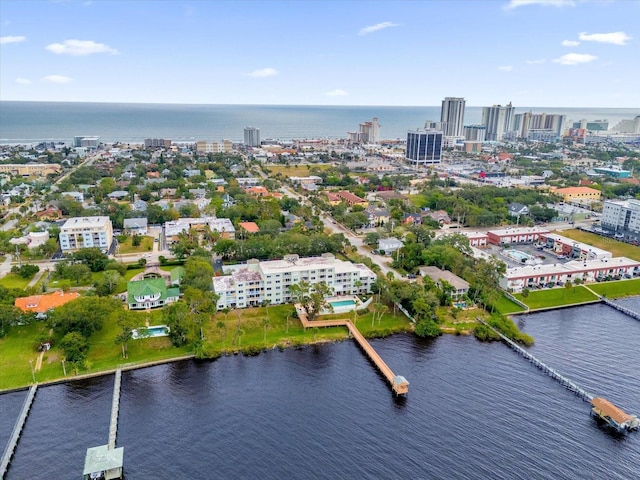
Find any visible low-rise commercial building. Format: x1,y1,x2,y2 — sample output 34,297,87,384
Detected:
487,227,549,246
0,163,62,177
500,257,640,292
553,186,602,204
213,254,376,310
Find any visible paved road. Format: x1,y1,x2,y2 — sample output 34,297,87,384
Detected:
263,170,401,279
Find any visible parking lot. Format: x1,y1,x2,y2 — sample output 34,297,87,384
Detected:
485,243,573,269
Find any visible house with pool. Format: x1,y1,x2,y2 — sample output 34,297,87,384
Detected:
213,253,376,310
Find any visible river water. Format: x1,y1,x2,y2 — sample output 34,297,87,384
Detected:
2,302,639,479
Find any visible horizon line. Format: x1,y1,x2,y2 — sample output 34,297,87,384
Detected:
1,99,638,110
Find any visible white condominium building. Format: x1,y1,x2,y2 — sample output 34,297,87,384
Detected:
59,216,113,253
602,199,640,235
213,254,376,309
164,216,235,244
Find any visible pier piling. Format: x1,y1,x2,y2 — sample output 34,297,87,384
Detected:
1,384,38,478
108,369,122,450
476,318,593,402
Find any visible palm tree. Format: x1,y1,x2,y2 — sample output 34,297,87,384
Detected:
216,320,226,342
262,318,270,343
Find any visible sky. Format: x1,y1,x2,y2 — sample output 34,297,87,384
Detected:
0,0,639,107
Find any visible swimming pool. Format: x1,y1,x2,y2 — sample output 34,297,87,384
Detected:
504,249,535,263
330,300,356,308
132,325,170,339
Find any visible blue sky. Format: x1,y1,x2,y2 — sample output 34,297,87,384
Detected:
1,0,638,107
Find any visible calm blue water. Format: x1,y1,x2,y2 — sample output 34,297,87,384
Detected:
2,302,639,479
0,101,637,144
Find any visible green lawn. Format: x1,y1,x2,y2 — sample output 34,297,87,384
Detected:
0,302,413,391
0,322,52,390
587,278,640,299
117,236,154,254
0,273,32,290
558,229,640,261
494,295,527,314
515,285,600,310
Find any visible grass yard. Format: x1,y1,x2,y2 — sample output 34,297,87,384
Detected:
0,273,32,290
267,164,331,177
494,295,527,314
408,193,429,209
117,235,154,254
515,285,600,310
558,229,640,261
0,301,413,391
587,278,640,299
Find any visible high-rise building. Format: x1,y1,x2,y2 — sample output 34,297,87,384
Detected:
348,117,381,143
463,125,486,142
614,116,640,134
440,97,466,137
73,136,100,148
513,113,566,140
481,103,515,141
244,126,261,147
405,130,443,166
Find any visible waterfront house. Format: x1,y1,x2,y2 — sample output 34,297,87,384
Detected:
127,278,180,310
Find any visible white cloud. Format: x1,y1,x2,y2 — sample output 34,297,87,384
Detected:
553,53,597,65
562,40,580,46
42,75,73,84
505,0,575,10
579,31,632,45
248,68,278,78
45,39,117,56
358,22,399,36
326,89,348,97
15,78,32,85
0,35,26,45
498,65,513,71
526,58,547,64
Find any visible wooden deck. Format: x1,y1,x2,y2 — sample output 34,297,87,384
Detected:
295,304,409,395
0,384,38,478
108,369,122,450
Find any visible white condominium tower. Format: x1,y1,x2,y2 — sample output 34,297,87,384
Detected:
244,126,261,147
440,97,466,137
482,102,515,141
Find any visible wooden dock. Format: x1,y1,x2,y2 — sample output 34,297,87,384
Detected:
477,318,593,402
295,304,409,395
0,384,38,478
345,323,409,396
108,369,122,450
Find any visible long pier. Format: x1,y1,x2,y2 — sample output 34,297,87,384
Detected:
477,318,593,402
0,384,38,478
295,304,409,395
602,298,640,322
108,369,122,449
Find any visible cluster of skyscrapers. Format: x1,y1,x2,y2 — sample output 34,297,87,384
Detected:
404,97,574,167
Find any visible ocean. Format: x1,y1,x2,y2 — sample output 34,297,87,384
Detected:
0,101,638,145
2,302,639,479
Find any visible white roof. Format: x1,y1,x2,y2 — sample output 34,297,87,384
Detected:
61,216,111,230
164,217,234,236
489,226,549,237
543,233,611,258
505,256,639,279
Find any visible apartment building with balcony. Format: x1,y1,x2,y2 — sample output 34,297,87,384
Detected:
213,254,376,310
59,216,113,253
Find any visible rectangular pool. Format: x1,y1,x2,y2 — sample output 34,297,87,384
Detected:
132,325,170,339
330,300,356,308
